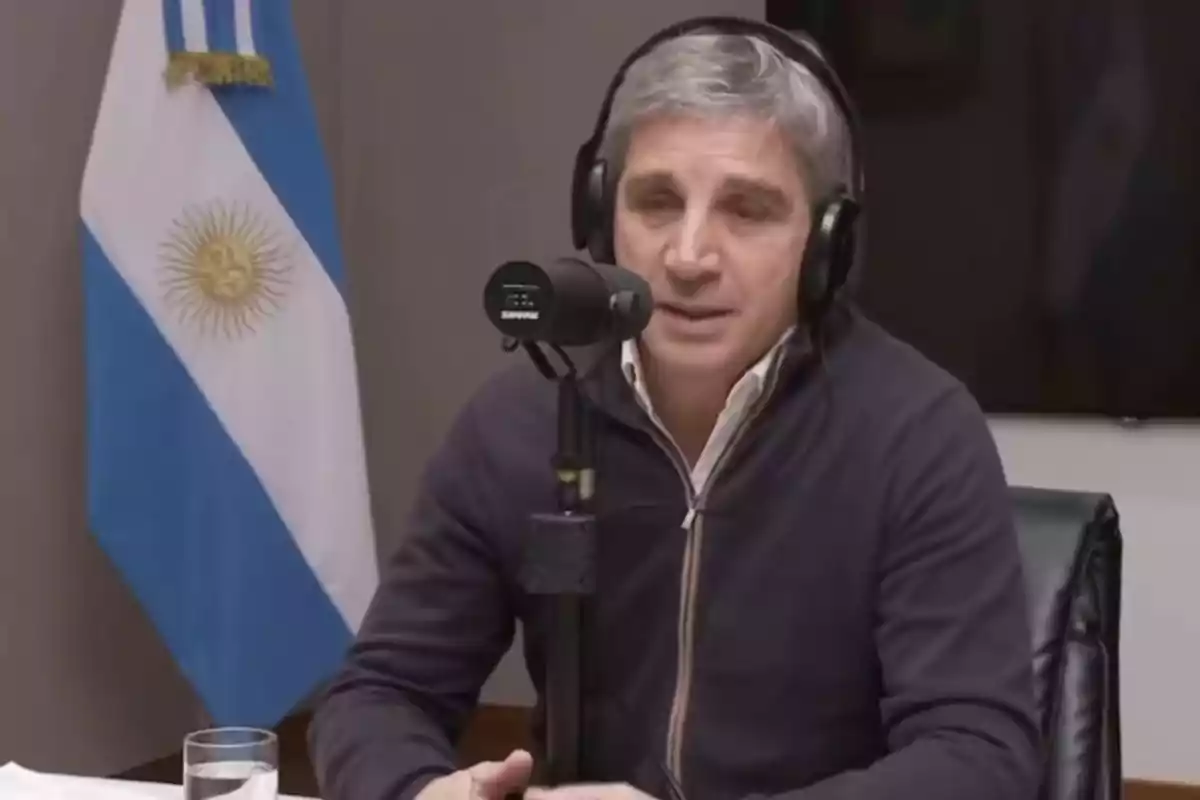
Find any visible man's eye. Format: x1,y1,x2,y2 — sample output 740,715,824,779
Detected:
724,197,774,221
630,191,682,212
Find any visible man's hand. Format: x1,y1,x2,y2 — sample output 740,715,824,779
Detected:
526,783,659,800
416,750,535,800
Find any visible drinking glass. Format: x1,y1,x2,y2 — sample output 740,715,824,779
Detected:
183,727,279,800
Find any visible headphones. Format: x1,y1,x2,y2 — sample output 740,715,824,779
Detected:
570,16,866,328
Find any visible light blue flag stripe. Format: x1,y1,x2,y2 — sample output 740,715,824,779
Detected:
206,1,349,294
162,0,185,53
205,0,237,56
82,226,354,726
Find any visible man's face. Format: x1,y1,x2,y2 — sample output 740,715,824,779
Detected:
613,113,812,381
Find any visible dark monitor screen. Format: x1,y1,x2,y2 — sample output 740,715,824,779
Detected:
766,0,1200,419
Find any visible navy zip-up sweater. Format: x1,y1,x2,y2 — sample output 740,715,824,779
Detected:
309,307,1042,800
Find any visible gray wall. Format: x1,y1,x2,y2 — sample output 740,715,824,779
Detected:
0,0,753,778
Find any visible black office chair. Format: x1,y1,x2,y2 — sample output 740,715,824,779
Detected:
1010,486,1124,800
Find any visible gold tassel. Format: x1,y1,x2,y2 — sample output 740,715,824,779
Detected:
165,52,274,90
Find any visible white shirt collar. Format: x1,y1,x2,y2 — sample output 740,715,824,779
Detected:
620,326,794,418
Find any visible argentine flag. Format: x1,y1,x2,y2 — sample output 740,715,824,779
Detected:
80,0,378,727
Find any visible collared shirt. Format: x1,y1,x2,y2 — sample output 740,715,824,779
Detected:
620,328,793,494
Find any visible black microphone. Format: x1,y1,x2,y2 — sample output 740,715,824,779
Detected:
483,256,652,346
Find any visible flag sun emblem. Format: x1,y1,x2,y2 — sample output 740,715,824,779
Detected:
159,200,295,338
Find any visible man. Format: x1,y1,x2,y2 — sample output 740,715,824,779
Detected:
309,16,1042,800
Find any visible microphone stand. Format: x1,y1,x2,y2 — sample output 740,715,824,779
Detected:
509,338,595,786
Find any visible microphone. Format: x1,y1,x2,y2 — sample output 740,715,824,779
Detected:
483,256,652,346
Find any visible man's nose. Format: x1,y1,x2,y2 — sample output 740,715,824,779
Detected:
664,207,719,283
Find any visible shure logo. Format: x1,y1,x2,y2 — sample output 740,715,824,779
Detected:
500,310,540,320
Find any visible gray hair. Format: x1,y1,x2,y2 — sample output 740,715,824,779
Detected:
597,31,854,204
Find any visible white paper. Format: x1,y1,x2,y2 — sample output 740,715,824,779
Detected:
0,762,170,800
0,762,59,800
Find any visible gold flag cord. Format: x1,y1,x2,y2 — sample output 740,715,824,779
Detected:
166,52,274,89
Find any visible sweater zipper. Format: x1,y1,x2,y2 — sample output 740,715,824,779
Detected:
658,355,790,787
634,425,695,780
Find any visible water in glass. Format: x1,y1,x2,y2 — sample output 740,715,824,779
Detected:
185,759,277,800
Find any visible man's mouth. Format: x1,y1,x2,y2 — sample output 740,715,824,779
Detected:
658,303,732,321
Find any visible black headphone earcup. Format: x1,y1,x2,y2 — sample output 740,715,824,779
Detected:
799,194,861,321
570,136,615,262
584,160,615,264
570,142,598,252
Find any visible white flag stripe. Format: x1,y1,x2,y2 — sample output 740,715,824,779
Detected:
181,0,209,52
234,0,257,56
80,1,377,631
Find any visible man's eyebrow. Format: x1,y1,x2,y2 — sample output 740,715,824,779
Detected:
623,171,677,191
721,176,793,211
